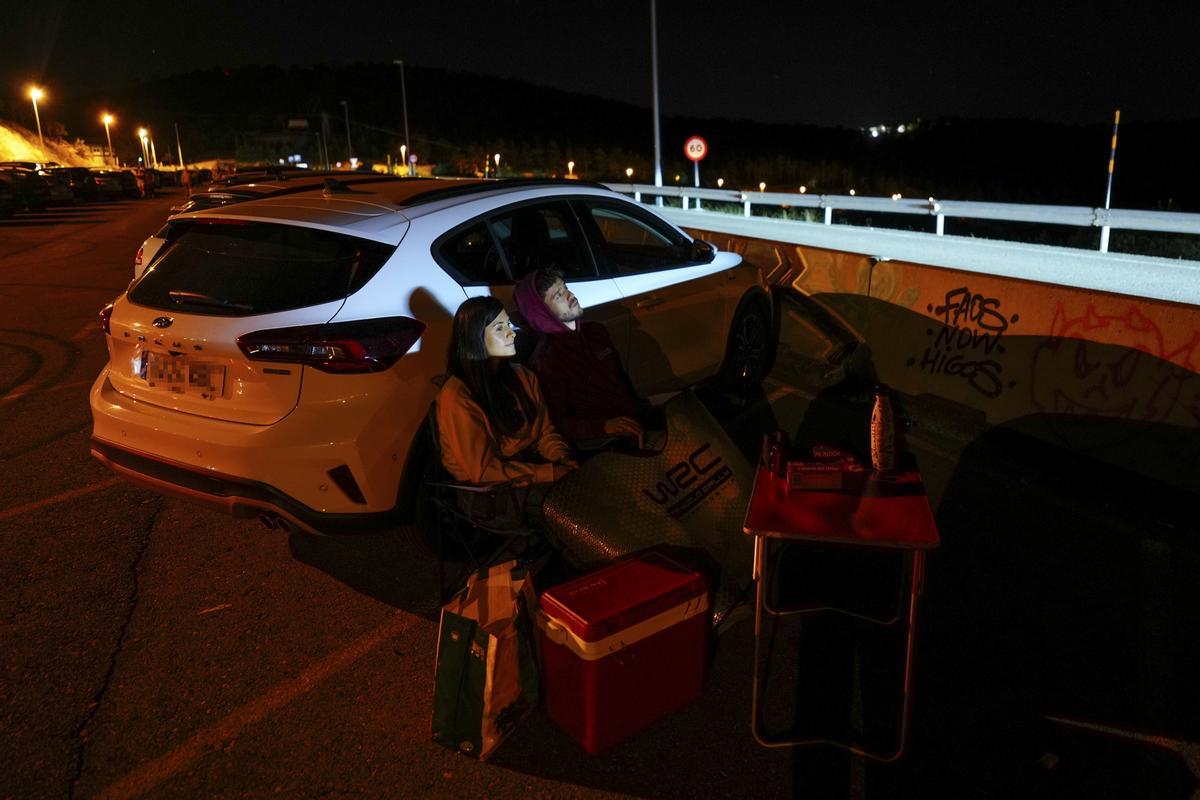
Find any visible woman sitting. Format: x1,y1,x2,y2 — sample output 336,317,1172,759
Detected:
437,296,577,489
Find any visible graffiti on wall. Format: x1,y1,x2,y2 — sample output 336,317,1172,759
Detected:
1030,303,1200,448
907,287,1019,398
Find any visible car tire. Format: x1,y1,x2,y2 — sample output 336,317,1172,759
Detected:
719,294,774,390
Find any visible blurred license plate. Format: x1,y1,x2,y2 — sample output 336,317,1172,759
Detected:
143,352,225,397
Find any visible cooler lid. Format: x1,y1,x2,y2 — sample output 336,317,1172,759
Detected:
540,550,707,642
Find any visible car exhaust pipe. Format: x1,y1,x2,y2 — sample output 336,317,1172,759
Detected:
258,513,276,530
274,516,292,534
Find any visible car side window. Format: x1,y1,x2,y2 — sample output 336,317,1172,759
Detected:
575,200,691,275
487,201,594,282
436,221,508,285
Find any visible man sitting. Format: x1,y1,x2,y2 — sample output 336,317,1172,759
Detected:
513,268,645,449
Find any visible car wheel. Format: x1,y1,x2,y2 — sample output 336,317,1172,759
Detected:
720,296,773,389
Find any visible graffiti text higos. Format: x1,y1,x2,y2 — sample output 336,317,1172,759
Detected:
907,287,1019,398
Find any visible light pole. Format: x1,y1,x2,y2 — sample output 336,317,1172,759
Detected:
393,60,412,176
494,153,501,177
649,0,663,203
102,114,115,166
400,144,407,177
340,100,354,161
568,160,575,178
137,128,149,167
28,86,45,150
625,167,633,180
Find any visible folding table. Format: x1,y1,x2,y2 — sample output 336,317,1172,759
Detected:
742,445,939,761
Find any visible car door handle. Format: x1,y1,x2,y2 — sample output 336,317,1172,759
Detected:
635,296,664,309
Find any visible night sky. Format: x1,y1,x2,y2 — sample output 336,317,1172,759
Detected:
2,0,1197,128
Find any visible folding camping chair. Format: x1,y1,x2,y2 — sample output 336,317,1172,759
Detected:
422,402,543,602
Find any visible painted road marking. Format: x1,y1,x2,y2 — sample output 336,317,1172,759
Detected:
94,612,420,800
0,477,125,524
0,378,95,404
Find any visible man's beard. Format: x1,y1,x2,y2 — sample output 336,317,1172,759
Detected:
559,301,583,323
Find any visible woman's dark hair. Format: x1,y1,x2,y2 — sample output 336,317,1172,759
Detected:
446,296,535,437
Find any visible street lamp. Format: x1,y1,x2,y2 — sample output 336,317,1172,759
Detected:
101,113,115,166
625,167,633,179
494,153,501,176
137,128,149,166
567,160,575,177
340,100,353,160
716,178,724,188
759,181,766,192
400,144,407,176
28,86,45,149
799,185,807,194
392,60,412,175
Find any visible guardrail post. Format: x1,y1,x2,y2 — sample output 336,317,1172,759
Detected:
634,190,641,202
936,214,945,236
742,194,751,217
824,207,832,225
683,195,689,210
696,196,702,211
1099,226,1111,252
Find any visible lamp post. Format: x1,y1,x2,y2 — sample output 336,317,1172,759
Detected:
392,60,412,176
102,114,115,166
28,86,45,150
137,128,149,167
568,160,575,178
400,144,407,177
340,100,353,160
494,153,501,177
649,0,663,198
626,167,633,180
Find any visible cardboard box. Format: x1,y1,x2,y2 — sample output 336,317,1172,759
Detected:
537,551,709,753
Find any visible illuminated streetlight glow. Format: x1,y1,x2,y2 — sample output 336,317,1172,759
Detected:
849,189,856,196
758,182,766,192
137,128,149,167
568,160,575,177
716,178,724,188
625,167,633,179
101,113,116,166
27,85,46,149
799,185,807,194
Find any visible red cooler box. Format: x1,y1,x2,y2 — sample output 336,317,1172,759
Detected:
537,550,709,754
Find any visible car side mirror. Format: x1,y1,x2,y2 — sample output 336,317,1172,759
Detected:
690,239,716,264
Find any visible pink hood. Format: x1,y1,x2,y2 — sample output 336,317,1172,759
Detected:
513,272,572,335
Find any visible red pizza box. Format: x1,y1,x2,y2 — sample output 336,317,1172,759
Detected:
537,550,709,754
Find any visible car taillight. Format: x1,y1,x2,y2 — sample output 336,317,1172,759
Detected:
99,303,114,335
237,316,425,374
134,247,144,267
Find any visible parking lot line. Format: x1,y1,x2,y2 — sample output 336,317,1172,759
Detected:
93,612,419,800
0,378,95,404
0,477,124,524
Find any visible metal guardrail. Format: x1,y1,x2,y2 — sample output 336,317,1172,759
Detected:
603,183,1200,253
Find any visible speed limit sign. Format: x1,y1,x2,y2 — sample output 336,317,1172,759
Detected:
684,136,708,162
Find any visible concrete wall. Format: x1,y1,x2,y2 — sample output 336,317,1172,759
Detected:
676,216,1200,494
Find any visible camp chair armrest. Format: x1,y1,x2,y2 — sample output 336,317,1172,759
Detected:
426,478,519,494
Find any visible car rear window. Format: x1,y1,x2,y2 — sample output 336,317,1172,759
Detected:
127,220,396,317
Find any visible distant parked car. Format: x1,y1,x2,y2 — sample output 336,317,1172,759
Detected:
89,170,126,201
0,168,51,212
36,169,77,206
45,167,102,202
163,172,377,220
0,173,16,218
108,170,141,199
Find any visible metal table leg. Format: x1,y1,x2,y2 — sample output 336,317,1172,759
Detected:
750,540,926,762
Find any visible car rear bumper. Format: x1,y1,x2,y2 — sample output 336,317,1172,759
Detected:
89,367,423,524
89,437,396,535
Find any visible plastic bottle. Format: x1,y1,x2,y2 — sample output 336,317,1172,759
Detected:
870,385,896,472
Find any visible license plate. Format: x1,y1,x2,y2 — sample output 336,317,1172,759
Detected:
143,352,226,397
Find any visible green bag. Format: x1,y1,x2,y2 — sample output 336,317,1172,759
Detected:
431,559,539,760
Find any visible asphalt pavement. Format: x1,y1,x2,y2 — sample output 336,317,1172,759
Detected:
3,191,1196,800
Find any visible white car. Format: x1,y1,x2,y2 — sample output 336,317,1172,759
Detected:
91,178,772,534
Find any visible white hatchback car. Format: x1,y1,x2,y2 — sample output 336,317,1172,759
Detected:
91,178,772,534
